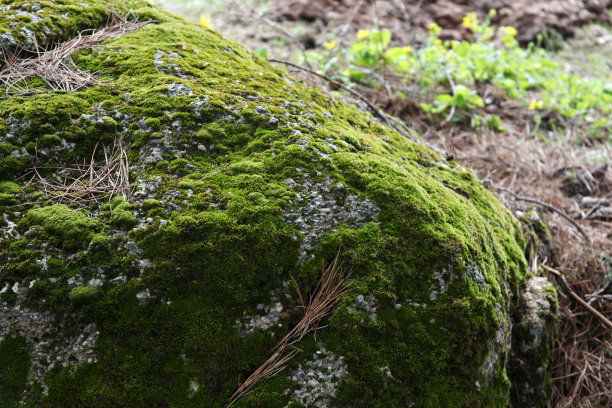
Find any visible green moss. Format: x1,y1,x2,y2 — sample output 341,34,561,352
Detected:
141,198,161,211
39,134,62,147
0,1,541,406
155,160,169,171
0,181,20,194
70,285,103,306
110,195,126,209
26,204,100,250
90,233,111,252
230,160,265,174
0,193,17,206
168,158,188,174
110,210,137,230
0,156,28,180
144,117,161,130
100,116,117,133
0,182,22,206
0,334,30,408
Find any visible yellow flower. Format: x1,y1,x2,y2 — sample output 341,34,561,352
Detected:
528,99,544,110
403,46,412,54
428,22,442,36
462,12,478,30
324,40,336,50
503,26,517,37
433,39,446,55
200,14,212,29
357,29,370,40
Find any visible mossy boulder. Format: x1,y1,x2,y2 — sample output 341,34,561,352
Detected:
0,1,557,407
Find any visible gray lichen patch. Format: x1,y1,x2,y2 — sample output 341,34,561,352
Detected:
347,294,378,323
0,300,98,392
165,82,193,97
283,175,379,261
430,262,488,301
153,49,189,78
509,276,558,407
517,277,557,353
287,346,348,407
235,300,284,336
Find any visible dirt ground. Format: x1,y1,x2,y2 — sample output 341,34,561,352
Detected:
154,1,612,406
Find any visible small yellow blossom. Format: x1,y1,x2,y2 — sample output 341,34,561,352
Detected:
200,14,212,29
403,46,412,54
324,40,336,50
357,29,371,40
528,99,544,110
462,12,478,30
428,22,442,36
433,39,446,54
503,26,518,37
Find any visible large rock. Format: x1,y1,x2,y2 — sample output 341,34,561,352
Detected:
0,1,557,407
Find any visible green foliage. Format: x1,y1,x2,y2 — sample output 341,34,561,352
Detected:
300,11,612,137
422,85,484,113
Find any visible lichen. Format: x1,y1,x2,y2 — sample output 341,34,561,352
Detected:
509,277,558,407
0,1,554,407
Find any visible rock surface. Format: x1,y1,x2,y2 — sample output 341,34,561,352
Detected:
0,1,557,407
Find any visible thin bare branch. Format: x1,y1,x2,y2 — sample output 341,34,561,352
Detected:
226,252,350,407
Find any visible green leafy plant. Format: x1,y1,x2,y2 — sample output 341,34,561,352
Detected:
423,85,484,114
296,10,612,138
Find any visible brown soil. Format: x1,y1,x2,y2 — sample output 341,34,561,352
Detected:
268,0,612,45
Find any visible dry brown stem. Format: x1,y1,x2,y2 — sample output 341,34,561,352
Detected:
542,264,612,330
496,186,592,246
21,139,130,207
226,253,350,407
0,14,149,96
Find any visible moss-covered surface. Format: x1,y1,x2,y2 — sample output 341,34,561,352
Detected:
0,334,30,408
25,204,101,250
0,1,556,407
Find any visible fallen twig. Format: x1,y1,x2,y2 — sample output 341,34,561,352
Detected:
496,187,591,246
21,139,130,207
226,252,350,407
542,264,612,330
0,13,149,95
